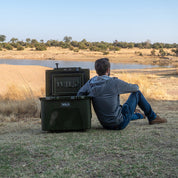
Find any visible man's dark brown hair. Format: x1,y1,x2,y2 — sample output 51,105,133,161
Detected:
95,58,110,76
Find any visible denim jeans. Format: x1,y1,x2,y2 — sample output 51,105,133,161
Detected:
131,112,144,120
106,90,156,130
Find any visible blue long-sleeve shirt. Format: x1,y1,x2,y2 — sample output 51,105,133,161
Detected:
77,75,139,127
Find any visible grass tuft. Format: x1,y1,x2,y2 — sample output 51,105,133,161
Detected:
0,85,40,122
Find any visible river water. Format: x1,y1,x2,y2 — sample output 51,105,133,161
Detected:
0,59,160,70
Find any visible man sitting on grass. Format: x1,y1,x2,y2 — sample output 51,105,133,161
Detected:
77,58,167,130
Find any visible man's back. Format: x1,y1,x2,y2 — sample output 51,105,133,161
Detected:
77,75,139,127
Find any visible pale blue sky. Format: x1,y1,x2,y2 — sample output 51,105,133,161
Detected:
1,0,178,43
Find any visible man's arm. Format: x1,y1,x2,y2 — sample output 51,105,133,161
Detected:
77,81,90,96
114,78,139,94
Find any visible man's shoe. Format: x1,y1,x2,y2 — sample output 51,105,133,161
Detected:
149,115,167,125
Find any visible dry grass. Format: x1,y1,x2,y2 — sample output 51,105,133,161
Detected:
0,84,44,101
0,64,48,97
0,99,40,122
117,73,168,100
0,85,41,122
1,72,166,102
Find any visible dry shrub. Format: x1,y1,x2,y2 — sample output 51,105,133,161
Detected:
1,84,45,100
2,84,34,101
0,99,40,122
0,85,41,122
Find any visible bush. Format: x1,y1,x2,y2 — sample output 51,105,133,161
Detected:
78,42,87,49
0,47,2,51
159,49,166,56
109,46,115,51
69,46,74,50
151,49,156,56
5,44,13,50
48,40,60,47
114,46,121,51
109,46,120,51
128,43,134,48
71,41,79,47
73,48,79,52
103,51,109,55
135,51,143,56
17,45,24,51
0,99,40,120
61,43,70,49
35,44,47,51
89,46,100,51
11,43,18,48
97,44,107,51
172,48,178,56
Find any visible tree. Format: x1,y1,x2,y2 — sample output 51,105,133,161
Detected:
63,36,72,43
113,40,118,46
0,35,6,42
31,39,38,46
17,41,25,46
81,39,90,47
26,38,31,43
81,39,87,43
144,40,151,48
40,39,44,43
10,38,18,43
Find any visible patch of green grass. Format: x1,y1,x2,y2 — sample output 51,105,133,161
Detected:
0,101,178,177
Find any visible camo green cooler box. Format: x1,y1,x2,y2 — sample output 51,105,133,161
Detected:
40,66,92,131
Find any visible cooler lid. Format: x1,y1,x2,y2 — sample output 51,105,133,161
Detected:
46,66,90,96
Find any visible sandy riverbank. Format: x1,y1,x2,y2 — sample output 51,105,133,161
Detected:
0,47,177,66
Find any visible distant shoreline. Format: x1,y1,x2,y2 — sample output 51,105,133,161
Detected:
0,47,177,66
